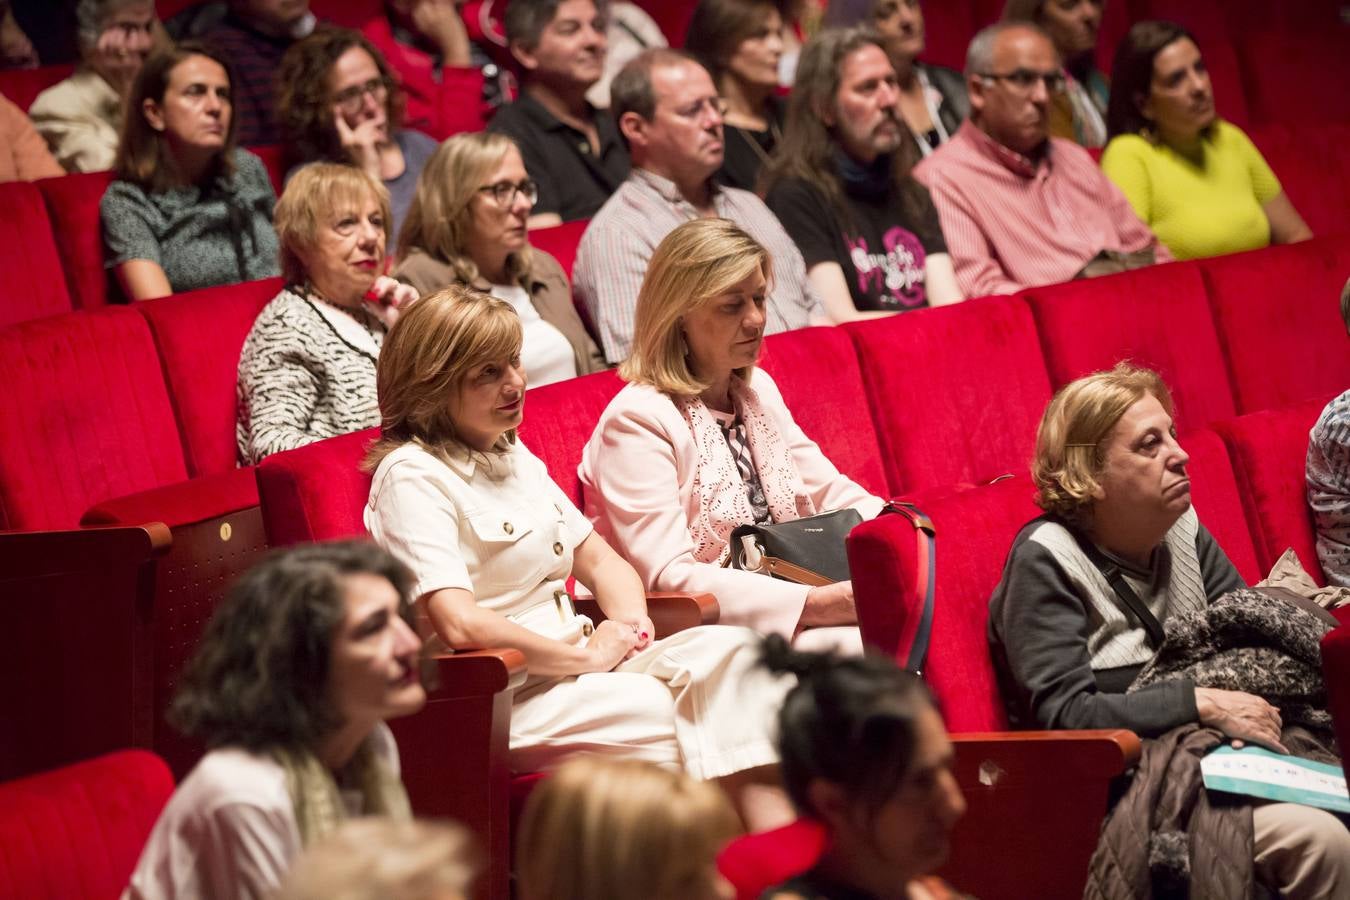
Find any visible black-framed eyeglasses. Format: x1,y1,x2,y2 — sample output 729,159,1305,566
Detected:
332,76,392,112
978,69,1067,94
477,179,540,207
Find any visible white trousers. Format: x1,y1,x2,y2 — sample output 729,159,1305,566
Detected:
508,625,793,781
1253,801,1350,899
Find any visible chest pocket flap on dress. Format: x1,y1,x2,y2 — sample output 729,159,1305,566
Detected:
465,510,535,545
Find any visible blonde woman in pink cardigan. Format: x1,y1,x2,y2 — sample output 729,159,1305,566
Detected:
579,218,884,652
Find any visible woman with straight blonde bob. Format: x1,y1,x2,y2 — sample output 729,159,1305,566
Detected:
394,131,604,387
517,756,740,900
580,218,884,653
364,284,794,827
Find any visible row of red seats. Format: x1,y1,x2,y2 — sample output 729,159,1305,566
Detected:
3,118,1348,331
247,236,1350,899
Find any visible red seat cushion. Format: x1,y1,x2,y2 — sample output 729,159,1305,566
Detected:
528,220,589,282
850,477,1043,732
844,295,1052,495
0,749,173,900
81,465,261,529
916,0,977,71
1025,261,1237,430
718,819,828,900
243,145,285,197
760,326,889,497
1213,400,1331,583
516,369,625,508
1199,236,1350,415
1247,125,1350,240
0,307,188,530
37,171,116,310
0,181,72,327
255,427,380,546
1238,31,1350,127
138,278,282,477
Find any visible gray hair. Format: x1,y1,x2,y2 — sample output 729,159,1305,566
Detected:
75,0,145,52
965,21,1054,76
504,0,609,50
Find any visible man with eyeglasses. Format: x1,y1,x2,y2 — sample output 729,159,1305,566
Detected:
913,22,1168,299
203,0,319,145
573,48,827,364
488,0,629,226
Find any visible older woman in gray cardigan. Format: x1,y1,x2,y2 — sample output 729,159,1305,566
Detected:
236,163,417,465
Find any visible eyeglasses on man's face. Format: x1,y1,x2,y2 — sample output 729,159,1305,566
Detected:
979,68,1067,94
332,77,391,113
477,179,540,207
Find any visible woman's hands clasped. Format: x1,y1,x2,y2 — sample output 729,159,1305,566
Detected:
1195,687,1288,754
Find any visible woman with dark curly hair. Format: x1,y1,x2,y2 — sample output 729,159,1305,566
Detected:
123,541,427,900
276,27,437,238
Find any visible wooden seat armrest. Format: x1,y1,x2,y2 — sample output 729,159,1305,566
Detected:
0,523,171,575
950,728,1141,784
574,592,720,638
425,649,528,700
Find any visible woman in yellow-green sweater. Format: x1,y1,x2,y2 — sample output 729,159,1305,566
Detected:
1100,21,1311,261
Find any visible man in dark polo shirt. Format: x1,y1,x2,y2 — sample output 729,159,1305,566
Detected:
489,0,630,226
204,0,317,146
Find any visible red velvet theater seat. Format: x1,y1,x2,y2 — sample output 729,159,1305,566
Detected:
1248,125,1350,240
529,219,589,282
0,63,74,111
847,478,1138,900
0,750,173,900
1200,235,1350,415
515,369,624,507
1214,400,1332,583
1323,610,1350,780
1024,261,1238,430
844,294,1053,495
1183,428,1262,585
718,819,829,900
916,0,977,71
759,326,890,497
0,180,73,327
1237,32,1350,127
37,170,116,309
256,427,380,545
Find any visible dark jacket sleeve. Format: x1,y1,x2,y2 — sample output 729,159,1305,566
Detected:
1197,522,1246,600
989,531,1198,736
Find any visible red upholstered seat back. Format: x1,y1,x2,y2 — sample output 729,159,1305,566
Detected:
0,307,188,530
0,749,173,900
138,278,282,477
256,427,380,546
759,326,889,497
1248,126,1350,240
718,819,828,900
631,0,696,46
1025,261,1237,429
1183,428,1262,584
844,295,1052,495
918,0,978,70
850,477,1042,732
528,220,589,282
1214,400,1329,583
37,171,116,310
1237,32,1350,127
244,144,286,196
0,181,72,327
1199,236,1350,415
0,64,74,111
516,369,625,508
1323,616,1350,779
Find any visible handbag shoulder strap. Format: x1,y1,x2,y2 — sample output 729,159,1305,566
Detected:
1058,519,1166,649
881,501,936,674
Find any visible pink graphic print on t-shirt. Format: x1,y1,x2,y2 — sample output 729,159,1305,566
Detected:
847,226,928,310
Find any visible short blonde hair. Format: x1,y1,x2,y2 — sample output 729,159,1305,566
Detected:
396,132,534,290
619,218,771,396
363,285,524,471
516,757,742,900
1032,362,1174,521
275,162,391,285
273,818,478,900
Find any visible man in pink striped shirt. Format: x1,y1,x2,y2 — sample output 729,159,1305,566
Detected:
914,23,1170,299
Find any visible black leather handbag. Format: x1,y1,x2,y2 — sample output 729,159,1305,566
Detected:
727,509,864,587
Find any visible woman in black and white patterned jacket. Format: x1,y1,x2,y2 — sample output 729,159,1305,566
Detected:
236,162,418,465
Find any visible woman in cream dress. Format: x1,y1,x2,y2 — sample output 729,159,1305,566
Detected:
364,285,793,825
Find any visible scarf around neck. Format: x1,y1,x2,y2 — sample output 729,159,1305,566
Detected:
274,734,411,847
677,375,815,564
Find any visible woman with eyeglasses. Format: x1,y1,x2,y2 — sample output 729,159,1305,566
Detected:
276,27,437,240
394,132,606,387
1099,21,1311,261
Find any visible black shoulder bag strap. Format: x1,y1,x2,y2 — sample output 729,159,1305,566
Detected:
1062,521,1166,648
881,501,936,674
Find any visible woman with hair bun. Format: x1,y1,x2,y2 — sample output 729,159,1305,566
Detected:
759,636,968,900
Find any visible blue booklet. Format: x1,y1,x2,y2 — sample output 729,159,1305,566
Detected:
1202,745,1349,813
